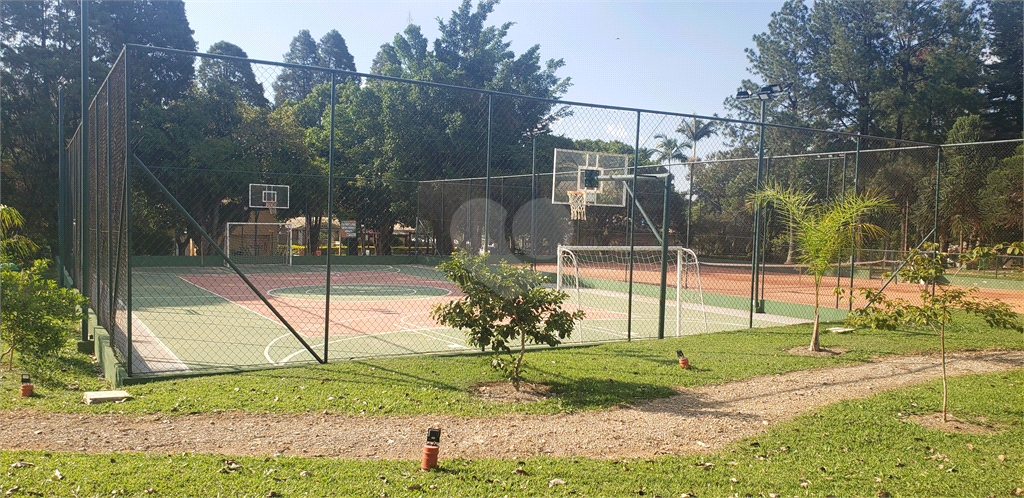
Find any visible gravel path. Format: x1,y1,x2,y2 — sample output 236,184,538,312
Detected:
2,350,1020,461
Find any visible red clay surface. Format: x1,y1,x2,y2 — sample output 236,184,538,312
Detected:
537,262,1023,313
179,271,624,338
180,271,464,337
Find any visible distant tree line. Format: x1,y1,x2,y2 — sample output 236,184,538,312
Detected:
1,0,1020,260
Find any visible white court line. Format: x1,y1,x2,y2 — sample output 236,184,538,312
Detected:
127,311,190,374
266,308,445,364
174,276,294,366
274,312,473,364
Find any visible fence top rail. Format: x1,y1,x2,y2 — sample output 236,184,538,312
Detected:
124,44,941,149
681,138,1024,168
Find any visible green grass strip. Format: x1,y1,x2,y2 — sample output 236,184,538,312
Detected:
4,313,1020,417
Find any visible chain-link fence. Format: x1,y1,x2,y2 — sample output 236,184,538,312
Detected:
61,45,1023,379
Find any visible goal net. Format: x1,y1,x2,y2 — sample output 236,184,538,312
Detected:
225,222,293,265
556,245,707,337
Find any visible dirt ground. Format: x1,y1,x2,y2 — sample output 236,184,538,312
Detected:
2,350,1020,461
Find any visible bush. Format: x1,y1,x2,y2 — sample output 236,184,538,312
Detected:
431,252,583,390
1,260,88,371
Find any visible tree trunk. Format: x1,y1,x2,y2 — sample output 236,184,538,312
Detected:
902,200,910,252
513,329,527,392
306,214,322,256
4,339,15,370
376,222,395,255
810,278,821,352
941,321,948,423
785,225,794,265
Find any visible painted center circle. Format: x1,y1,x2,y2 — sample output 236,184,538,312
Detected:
269,284,449,301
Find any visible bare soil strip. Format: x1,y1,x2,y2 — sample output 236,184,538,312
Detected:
2,350,1020,461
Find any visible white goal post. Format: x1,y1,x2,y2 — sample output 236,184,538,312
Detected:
225,222,293,265
556,245,707,336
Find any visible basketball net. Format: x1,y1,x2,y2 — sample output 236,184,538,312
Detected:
567,191,587,221
266,200,277,217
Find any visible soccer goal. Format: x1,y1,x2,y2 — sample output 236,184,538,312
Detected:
225,222,293,265
556,245,707,337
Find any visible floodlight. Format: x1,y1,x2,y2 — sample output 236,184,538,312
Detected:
736,90,750,99
426,428,441,445
21,374,30,385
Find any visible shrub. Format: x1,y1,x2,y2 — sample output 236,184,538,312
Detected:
431,252,584,390
1,260,88,371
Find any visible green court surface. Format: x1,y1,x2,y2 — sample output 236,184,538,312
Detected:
122,264,810,377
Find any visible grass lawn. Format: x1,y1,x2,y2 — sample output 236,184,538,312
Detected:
1,314,1021,496
2,314,1020,417
1,371,1020,497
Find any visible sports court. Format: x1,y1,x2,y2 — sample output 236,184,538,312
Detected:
124,257,813,375
62,45,1022,381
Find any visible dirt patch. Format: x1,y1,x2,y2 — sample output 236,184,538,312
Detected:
786,346,847,357
1,350,1019,461
906,412,1001,434
475,382,554,403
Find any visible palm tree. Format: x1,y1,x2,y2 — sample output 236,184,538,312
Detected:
0,205,38,267
676,117,718,247
651,133,688,168
753,184,893,352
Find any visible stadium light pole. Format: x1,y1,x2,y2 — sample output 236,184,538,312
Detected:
735,82,791,327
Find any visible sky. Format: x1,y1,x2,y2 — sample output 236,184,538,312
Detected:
182,0,786,119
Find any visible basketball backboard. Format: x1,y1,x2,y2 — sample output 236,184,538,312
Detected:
551,149,628,207
249,184,290,209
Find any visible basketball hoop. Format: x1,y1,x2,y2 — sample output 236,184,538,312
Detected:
567,191,587,221
266,200,277,217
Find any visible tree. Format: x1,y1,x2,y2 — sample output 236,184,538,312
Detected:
847,244,1018,422
199,41,269,108
754,183,893,351
273,29,321,105
982,0,1023,139
318,29,358,82
0,205,39,267
979,144,1024,243
744,0,987,141
938,115,996,248
431,252,583,390
676,117,718,247
1,0,195,253
363,0,570,255
651,134,688,166
1,260,88,370
135,44,315,255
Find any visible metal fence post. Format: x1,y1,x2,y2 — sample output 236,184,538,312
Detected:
80,0,90,343
657,173,672,340
750,99,767,327
324,71,336,363
484,95,492,252
58,85,67,287
848,135,861,311
627,110,640,341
